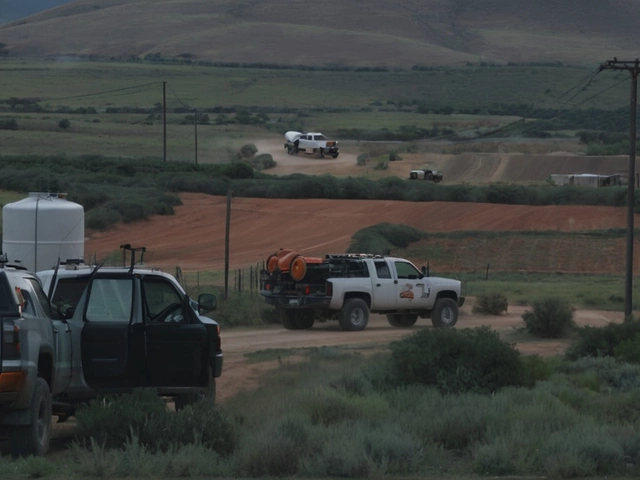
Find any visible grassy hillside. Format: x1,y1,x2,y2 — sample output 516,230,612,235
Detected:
0,0,72,24
0,0,639,66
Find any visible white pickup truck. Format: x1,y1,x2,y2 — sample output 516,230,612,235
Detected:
284,131,339,158
260,250,464,331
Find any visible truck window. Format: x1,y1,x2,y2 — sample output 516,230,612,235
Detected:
374,261,391,279
142,277,183,322
347,260,369,278
86,278,133,323
51,276,91,320
394,261,421,279
25,278,53,318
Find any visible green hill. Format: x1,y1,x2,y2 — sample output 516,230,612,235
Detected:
0,0,73,24
0,0,638,66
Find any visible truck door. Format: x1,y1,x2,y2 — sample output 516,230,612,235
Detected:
23,276,74,394
392,260,432,309
142,276,208,388
80,276,143,389
370,260,397,309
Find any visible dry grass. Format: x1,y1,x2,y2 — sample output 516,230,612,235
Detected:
1,0,639,66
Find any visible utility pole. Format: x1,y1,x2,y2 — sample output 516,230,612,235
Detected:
194,108,198,165
224,189,232,300
601,58,640,318
163,81,167,162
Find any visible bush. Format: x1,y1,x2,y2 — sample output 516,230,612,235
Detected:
238,143,258,159
389,327,531,394
522,297,575,338
388,152,402,161
374,159,388,170
472,293,508,315
0,118,19,130
566,319,640,360
74,389,237,455
58,119,71,129
347,223,426,255
356,153,369,166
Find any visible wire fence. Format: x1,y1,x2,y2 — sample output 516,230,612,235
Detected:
175,263,264,297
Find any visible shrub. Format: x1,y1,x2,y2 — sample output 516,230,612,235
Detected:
388,152,402,161
250,153,276,171
566,319,640,360
347,223,426,255
389,327,531,394
58,119,71,129
472,293,508,315
522,297,575,338
0,118,19,130
238,143,258,158
74,389,237,455
374,159,388,170
356,153,369,166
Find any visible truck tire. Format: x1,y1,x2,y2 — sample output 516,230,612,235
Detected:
174,372,216,410
431,298,458,328
9,377,52,457
332,152,339,159
387,314,418,328
280,309,299,330
410,172,418,180
339,299,369,331
295,310,314,329
433,177,442,183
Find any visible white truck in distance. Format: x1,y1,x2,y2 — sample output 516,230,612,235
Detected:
260,250,464,331
284,131,339,158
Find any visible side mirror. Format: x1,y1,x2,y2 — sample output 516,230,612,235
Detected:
421,265,429,277
198,293,217,312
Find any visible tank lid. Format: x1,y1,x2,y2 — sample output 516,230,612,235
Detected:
28,192,68,199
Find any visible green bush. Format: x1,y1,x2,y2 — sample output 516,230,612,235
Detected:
374,159,388,170
388,152,402,161
522,297,575,338
356,153,369,166
0,118,19,130
58,118,71,129
74,389,237,455
250,153,276,171
567,319,640,360
472,293,508,315
389,327,531,394
347,222,426,255
238,143,258,158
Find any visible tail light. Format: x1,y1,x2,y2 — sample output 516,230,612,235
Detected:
326,281,333,297
2,321,20,359
265,282,272,291
304,285,311,295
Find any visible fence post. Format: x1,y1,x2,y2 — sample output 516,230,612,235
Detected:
485,263,490,280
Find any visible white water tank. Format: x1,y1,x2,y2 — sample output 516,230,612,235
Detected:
2,193,85,272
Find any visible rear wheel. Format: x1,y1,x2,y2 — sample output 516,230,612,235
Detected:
431,298,458,328
280,309,299,330
387,314,418,328
9,377,52,457
339,299,369,331
295,310,315,329
410,172,418,180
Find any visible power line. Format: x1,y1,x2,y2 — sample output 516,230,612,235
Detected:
166,83,195,112
44,82,161,102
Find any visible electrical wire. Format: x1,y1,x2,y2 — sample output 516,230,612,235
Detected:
44,81,161,102
167,82,195,112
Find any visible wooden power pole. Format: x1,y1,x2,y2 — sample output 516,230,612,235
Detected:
601,58,640,318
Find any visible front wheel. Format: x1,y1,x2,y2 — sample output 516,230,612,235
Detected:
9,377,52,457
339,299,369,331
431,298,459,328
332,152,339,159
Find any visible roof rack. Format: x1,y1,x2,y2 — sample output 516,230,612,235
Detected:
120,244,146,273
325,253,386,260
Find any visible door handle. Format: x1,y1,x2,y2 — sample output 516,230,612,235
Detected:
376,283,381,287
394,280,398,284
